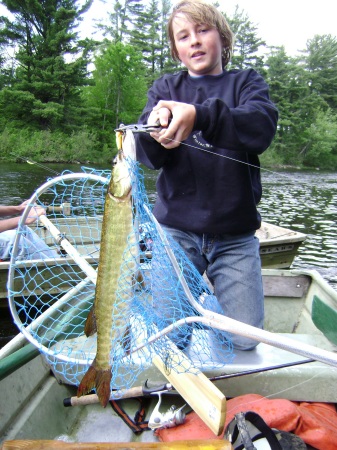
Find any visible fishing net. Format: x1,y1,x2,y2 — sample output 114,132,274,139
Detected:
7,131,234,394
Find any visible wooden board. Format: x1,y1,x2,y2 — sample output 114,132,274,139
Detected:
152,350,226,436
1,440,233,450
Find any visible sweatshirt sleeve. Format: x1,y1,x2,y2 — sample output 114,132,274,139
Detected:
194,69,278,154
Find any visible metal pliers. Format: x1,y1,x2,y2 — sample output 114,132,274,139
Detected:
115,122,163,133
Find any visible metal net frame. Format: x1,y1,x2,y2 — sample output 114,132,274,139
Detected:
8,153,234,393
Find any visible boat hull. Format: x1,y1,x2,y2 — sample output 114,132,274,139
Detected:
1,268,336,446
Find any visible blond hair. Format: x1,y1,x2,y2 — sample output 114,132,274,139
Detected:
167,0,233,68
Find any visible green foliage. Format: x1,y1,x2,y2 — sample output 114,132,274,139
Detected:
0,127,110,164
304,34,337,110
101,0,178,80
82,41,148,144
0,1,337,169
224,6,266,71
264,41,337,169
260,146,284,168
102,0,144,43
0,0,95,132
301,109,337,169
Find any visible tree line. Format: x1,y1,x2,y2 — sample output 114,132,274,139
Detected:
0,0,337,169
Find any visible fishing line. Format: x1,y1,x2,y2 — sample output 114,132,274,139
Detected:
10,153,60,175
159,136,310,183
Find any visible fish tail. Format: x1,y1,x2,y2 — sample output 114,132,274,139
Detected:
84,306,97,337
77,358,112,408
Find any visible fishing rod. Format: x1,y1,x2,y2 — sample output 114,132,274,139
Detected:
63,357,316,407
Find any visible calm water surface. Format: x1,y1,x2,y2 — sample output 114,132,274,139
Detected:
0,162,336,343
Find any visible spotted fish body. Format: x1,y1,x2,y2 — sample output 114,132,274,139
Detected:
77,131,137,407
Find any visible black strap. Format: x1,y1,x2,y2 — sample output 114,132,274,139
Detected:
109,397,150,434
227,411,283,450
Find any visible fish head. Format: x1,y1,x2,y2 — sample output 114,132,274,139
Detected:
110,151,132,201
121,130,137,161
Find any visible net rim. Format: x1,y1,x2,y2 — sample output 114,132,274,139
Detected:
7,172,109,360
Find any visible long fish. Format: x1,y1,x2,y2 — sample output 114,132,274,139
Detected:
77,131,227,435
77,130,137,407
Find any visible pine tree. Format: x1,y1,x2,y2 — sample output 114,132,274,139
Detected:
303,34,337,110
0,0,94,132
224,6,265,71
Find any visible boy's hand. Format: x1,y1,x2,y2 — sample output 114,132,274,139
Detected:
149,100,196,149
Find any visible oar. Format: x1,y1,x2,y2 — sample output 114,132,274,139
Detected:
45,202,71,215
6,176,106,358
38,215,97,283
10,200,227,434
150,329,226,435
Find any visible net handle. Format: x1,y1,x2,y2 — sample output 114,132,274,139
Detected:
143,206,337,369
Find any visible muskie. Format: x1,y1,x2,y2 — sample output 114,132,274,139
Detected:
77,130,137,407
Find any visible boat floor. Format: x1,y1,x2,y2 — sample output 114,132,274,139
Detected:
58,334,337,443
1,332,335,446
46,327,337,405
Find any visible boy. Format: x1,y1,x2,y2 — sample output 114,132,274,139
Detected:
135,0,278,350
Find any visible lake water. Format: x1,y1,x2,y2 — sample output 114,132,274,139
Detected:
143,165,337,286
0,162,336,344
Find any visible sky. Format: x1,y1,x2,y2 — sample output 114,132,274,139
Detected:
81,0,337,56
220,0,337,55
1,1,336,57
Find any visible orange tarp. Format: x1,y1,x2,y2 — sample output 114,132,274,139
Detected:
156,394,337,450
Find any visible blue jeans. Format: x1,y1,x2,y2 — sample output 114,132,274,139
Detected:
161,225,264,351
0,227,58,261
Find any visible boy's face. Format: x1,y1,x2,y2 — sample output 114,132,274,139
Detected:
172,13,223,77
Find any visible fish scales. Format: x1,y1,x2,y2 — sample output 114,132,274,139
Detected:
95,198,133,368
78,133,137,407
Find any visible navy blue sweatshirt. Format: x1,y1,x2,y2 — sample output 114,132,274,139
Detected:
135,69,278,235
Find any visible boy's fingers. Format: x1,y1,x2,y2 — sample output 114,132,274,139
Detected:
153,100,172,111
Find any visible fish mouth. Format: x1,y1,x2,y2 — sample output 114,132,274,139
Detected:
110,154,132,201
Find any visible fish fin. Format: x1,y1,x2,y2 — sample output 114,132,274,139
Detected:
84,306,97,337
77,364,97,397
95,368,112,407
77,359,112,408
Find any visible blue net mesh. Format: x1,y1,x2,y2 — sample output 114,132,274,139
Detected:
8,132,234,395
